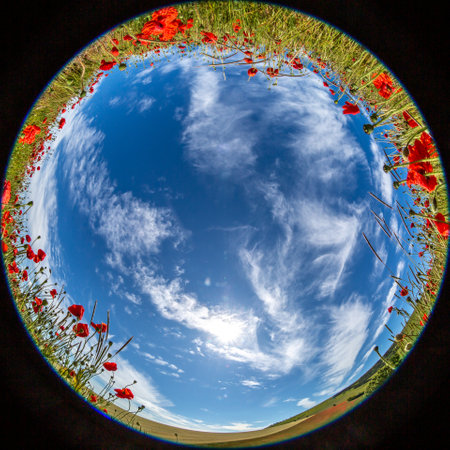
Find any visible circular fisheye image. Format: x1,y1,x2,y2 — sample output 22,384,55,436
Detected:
1,1,448,448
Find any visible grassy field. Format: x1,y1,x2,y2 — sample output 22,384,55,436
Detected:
2,1,448,446
93,395,363,448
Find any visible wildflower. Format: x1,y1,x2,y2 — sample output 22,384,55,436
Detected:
2,180,11,207
110,46,119,56
248,68,257,77
402,111,419,128
26,244,35,260
406,170,437,192
99,60,117,71
1,241,7,253
372,72,395,99
103,362,117,371
200,31,218,44
32,297,43,313
432,213,449,237
91,322,107,333
8,261,20,274
400,287,408,296
68,304,85,320
90,394,98,403
50,289,57,298
73,323,89,337
114,388,134,399
36,249,46,261
266,67,279,78
26,235,31,242
22,270,28,281
141,7,184,41
388,306,393,313
405,132,437,192
19,125,41,144
58,118,66,129
342,101,360,115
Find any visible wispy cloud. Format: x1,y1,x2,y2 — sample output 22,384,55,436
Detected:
241,379,262,388
181,68,257,178
59,110,186,268
320,295,372,387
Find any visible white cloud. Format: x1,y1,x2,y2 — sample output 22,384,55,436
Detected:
59,110,186,267
181,68,257,177
241,379,262,388
137,270,260,347
321,295,373,387
297,397,317,409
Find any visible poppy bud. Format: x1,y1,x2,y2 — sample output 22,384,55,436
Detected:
383,164,392,173
119,63,127,71
370,112,378,123
402,147,409,158
363,124,374,134
393,181,400,189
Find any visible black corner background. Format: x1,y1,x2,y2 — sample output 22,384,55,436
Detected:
1,1,448,449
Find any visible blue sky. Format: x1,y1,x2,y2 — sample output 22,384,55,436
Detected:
25,47,419,431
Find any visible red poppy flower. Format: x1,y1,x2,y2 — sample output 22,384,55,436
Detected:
32,297,43,313
8,261,19,274
99,60,117,71
58,118,66,129
111,46,119,56
388,306,393,313
342,101,360,115
73,323,89,337
1,241,7,253
91,321,107,333
402,111,419,128
200,31,218,44
248,68,258,77
90,394,98,403
26,235,31,242
68,304,85,320
36,249,46,261
22,270,28,281
2,180,11,207
123,34,132,41
114,388,134,399
372,72,395,99
19,125,41,144
400,287,408,296
50,289,57,298
26,245,35,260
103,362,118,371
406,169,437,193
432,213,449,238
